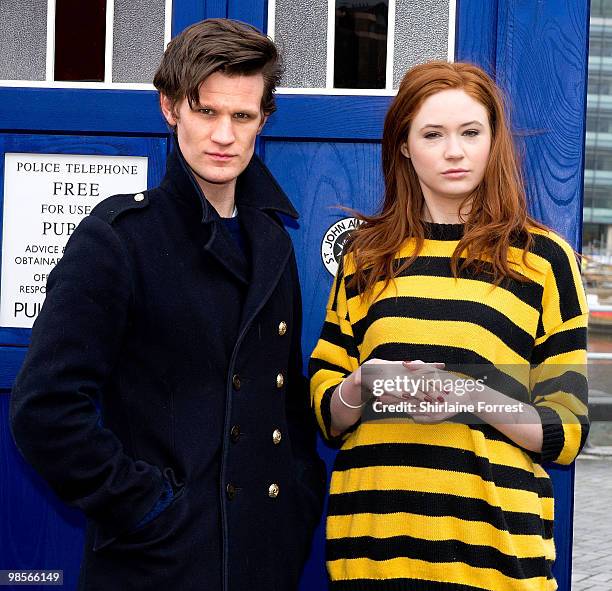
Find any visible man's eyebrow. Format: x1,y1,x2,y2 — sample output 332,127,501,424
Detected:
419,120,484,131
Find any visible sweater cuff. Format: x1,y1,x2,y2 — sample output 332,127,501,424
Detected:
321,383,360,448
535,405,565,464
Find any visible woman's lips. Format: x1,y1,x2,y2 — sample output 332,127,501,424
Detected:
442,169,469,179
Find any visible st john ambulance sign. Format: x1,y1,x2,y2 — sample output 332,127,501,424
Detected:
1,153,148,328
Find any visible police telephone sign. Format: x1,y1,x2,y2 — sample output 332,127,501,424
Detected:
1,153,148,328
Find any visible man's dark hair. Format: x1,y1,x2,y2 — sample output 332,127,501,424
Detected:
154,18,282,117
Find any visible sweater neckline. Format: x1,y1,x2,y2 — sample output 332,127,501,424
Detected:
423,221,465,241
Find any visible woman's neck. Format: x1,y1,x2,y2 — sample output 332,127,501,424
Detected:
422,198,470,224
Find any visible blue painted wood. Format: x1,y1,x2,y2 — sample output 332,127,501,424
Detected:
0,348,26,391
455,0,499,75
263,96,393,140
0,89,166,134
172,1,208,36
0,134,168,347
0,90,397,140
494,2,589,590
228,0,266,31
0,394,85,591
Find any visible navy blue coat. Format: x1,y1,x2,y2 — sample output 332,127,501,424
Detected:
10,148,325,591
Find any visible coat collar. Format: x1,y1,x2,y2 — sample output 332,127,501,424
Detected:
159,140,299,224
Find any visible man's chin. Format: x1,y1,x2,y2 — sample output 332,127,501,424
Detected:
191,166,239,186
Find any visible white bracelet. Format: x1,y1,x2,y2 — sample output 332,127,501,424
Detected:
337,379,366,409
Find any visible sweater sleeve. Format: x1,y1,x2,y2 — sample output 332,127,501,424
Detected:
530,235,589,465
308,260,361,442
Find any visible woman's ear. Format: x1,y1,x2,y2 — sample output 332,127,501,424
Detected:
400,144,410,159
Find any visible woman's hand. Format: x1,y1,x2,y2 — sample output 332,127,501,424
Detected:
399,361,466,423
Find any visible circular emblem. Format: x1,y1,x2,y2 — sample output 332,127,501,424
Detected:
320,217,362,276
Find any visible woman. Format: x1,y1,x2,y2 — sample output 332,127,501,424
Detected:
309,61,588,591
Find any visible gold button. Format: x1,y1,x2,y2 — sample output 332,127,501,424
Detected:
268,483,279,498
226,483,236,500
232,374,241,390
272,429,282,445
276,372,284,388
278,321,287,336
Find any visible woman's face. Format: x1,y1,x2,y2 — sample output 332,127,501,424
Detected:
404,88,492,215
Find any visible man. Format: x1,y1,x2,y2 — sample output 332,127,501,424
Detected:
10,18,324,591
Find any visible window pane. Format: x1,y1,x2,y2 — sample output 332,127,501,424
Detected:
274,0,327,88
112,0,166,83
334,0,389,89
393,0,450,88
54,0,106,82
0,0,47,81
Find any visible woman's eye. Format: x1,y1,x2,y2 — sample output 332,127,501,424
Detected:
424,132,441,139
464,129,479,137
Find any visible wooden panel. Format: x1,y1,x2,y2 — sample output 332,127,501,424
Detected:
0,393,85,588
494,3,589,590
264,95,393,140
0,134,167,347
455,0,499,75
496,0,588,251
0,88,166,134
228,0,266,32
0,347,25,390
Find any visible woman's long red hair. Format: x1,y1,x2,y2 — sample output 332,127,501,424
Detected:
346,61,546,299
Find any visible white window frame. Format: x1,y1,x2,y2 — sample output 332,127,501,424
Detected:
268,0,456,96
0,0,173,89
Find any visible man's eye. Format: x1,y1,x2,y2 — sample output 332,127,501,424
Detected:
198,108,213,115
234,113,250,120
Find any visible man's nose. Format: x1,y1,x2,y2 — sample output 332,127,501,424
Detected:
211,117,235,145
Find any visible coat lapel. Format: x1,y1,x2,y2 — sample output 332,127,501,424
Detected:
202,221,249,286
238,205,293,333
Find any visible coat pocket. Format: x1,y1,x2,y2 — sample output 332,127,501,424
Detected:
93,467,186,552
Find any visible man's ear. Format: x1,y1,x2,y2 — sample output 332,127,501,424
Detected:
160,94,178,127
257,114,269,134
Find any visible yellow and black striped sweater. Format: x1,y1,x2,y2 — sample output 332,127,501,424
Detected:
309,223,589,591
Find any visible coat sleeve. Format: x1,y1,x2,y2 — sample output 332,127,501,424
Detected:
530,235,590,465
308,259,361,443
10,214,166,537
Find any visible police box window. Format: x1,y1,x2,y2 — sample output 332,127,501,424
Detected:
54,0,107,82
334,0,389,89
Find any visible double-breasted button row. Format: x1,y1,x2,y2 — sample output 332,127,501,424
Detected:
227,482,280,499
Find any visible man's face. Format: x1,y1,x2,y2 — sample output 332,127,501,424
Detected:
161,71,266,194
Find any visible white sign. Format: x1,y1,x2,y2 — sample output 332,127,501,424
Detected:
1,152,148,328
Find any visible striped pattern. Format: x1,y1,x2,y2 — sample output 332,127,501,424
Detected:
309,224,588,591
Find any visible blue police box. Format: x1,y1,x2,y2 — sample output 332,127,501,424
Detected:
0,1,589,590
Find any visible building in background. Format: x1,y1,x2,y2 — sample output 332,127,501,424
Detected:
583,0,612,344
